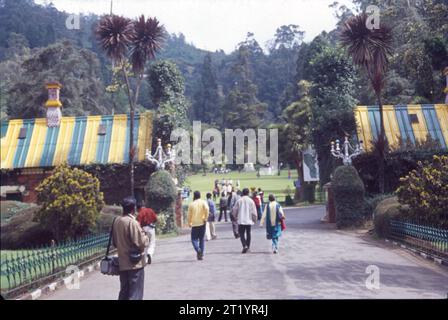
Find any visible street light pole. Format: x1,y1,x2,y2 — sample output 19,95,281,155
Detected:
146,138,176,171
330,136,364,165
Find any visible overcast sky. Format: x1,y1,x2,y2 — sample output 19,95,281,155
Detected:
36,0,355,53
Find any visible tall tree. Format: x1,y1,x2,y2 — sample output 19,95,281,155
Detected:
308,45,358,185
147,60,190,144
193,53,221,125
223,45,267,129
339,12,393,193
96,14,165,196
280,80,313,200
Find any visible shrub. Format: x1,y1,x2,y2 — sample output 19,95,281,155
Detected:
373,196,402,238
284,186,294,206
332,165,366,228
363,193,394,220
35,164,105,241
145,170,177,233
155,210,177,235
145,170,177,212
396,155,448,227
284,195,294,206
353,149,448,195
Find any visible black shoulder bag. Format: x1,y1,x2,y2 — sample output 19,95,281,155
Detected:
100,217,120,276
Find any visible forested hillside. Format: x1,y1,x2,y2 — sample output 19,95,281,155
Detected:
0,0,447,128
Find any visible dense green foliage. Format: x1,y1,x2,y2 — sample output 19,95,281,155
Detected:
35,164,105,241
6,40,111,119
145,170,177,234
396,155,448,227
308,44,358,185
353,148,448,194
332,165,366,228
80,160,156,205
278,80,313,200
148,60,191,143
192,53,222,126
145,170,177,213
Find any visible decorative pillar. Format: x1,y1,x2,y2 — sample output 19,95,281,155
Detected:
45,82,62,127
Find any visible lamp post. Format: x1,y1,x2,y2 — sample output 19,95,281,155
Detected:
145,138,175,171
330,136,364,165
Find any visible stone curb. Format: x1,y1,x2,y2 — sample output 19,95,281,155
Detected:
15,261,101,300
384,238,448,267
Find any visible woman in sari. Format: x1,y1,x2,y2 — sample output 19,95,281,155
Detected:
260,194,285,254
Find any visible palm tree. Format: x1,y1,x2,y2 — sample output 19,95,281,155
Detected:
96,14,165,196
339,12,393,193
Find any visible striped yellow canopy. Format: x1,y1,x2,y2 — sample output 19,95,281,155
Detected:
354,104,447,151
1,112,153,170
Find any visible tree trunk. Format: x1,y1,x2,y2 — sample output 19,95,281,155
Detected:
293,151,305,201
122,65,135,198
377,92,385,194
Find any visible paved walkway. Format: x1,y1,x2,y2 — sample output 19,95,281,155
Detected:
43,206,448,299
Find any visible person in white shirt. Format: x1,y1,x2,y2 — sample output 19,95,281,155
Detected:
226,183,232,195
232,188,257,253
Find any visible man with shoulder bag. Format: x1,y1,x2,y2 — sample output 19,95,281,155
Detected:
107,196,149,300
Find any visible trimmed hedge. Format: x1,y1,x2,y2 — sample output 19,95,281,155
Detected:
353,149,448,195
332,165,366,228
373,197,402,238
145,171,177,212
145,170,177,234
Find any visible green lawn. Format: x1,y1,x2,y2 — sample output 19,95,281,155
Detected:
183,169,298,203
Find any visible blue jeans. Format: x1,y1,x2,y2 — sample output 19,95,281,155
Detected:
272,238,279,250
191,224,206,254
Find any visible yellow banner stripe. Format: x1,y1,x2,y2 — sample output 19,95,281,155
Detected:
108,114,127,163
24,119,48,168
434,104,448,145
80,116,102,165
137,112,153,161
52,117,76,166
407,105,429,143
1,119,23,169
354,106,373,151
383,105,401,149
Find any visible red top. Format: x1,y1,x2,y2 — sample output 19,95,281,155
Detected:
252,195,261,207
137,207,158,226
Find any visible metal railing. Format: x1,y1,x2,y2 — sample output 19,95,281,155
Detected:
389,219,448,259
0,233,109,295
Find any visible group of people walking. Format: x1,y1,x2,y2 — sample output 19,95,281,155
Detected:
107,184,286,300
187,186,286,258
